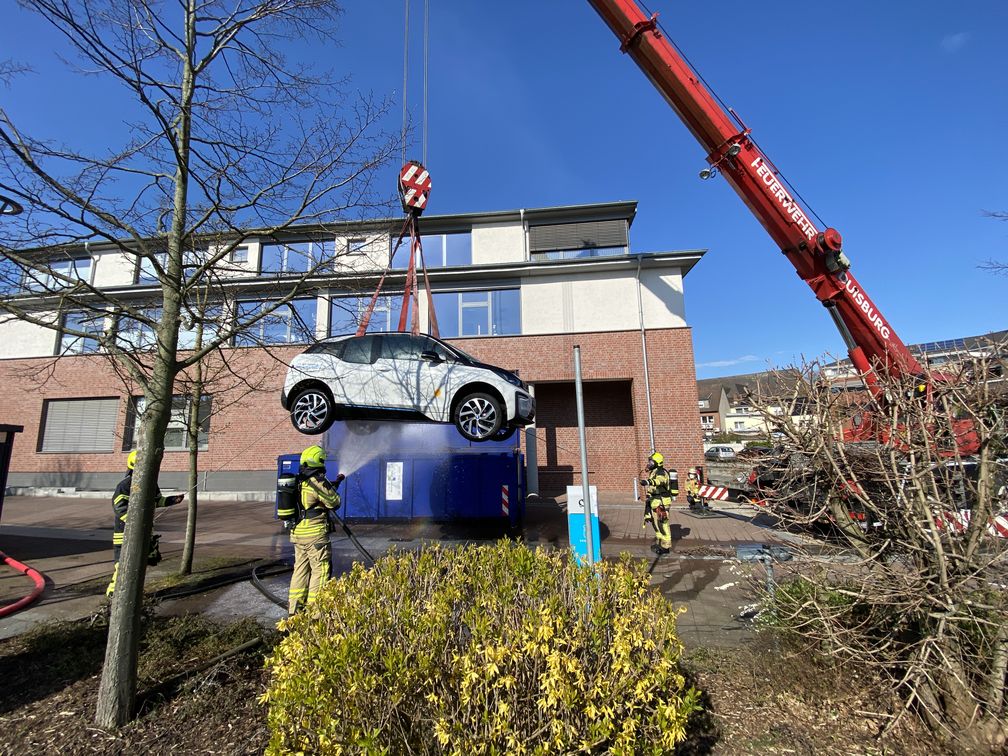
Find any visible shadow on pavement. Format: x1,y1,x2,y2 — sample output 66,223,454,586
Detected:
0,535,107,561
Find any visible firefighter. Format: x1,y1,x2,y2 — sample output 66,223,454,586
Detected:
686,468,702,511
281,445,343,616
641,451,676,555
106,449,183,598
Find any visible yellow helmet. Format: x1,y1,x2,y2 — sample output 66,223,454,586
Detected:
649,451,664,467
300,445,327,469
127,449,138,470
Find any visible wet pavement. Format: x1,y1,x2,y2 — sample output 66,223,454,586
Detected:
1,494,793,646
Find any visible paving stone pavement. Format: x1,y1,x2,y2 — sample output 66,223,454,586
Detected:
1,495,803,646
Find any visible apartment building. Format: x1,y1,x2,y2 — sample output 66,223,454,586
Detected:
695,369,806,438
0,201,706,498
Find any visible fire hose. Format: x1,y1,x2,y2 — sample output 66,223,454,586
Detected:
0,550,46,617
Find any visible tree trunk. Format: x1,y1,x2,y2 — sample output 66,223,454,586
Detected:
180,319,204,575
95,0,195,727
94,360,177,727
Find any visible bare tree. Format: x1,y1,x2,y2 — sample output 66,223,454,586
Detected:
981,211,1008,275
748,347,1008,752
0,0,398,728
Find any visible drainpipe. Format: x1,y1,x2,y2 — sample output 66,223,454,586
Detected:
520,208,528,260
635,255,656,452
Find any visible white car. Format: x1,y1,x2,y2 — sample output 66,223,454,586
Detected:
281,333,535,442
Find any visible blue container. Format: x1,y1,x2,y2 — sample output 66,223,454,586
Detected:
277,420,525,528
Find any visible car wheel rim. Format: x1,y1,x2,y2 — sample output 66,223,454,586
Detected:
293,392,329,431
458,397,498,439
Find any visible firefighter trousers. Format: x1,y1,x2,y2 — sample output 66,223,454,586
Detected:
648,497,673,549
288,532,331,615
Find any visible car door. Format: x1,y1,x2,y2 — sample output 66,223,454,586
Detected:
335,335,380,407
372,333,424,410
416,336,457,421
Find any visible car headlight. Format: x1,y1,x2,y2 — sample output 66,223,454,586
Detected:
494,368,523,387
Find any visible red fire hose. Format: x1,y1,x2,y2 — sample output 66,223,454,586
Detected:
0,550,46,617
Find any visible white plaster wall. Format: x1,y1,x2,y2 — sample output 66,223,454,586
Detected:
520,267,686,335
91,250,136,287
333,233,391,275
0,312,59,358
207,241,259,279
472,222,525,265
639,268,686,328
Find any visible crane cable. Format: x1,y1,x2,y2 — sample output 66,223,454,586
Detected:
638,1,826,230
402,0,431,165
422,0,430,165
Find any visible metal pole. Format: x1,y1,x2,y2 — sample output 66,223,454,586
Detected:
573,345,595,565
635,256,656,451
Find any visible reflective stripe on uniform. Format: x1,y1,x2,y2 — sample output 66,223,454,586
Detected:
292,516,328,538
113,533,125,544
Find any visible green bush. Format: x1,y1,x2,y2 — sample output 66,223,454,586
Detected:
262,541,700,755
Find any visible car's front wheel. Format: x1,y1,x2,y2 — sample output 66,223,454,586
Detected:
289,386,336,435
453,391,503,442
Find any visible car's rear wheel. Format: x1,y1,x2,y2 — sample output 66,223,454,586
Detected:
453,391,503,442
290,386,336,435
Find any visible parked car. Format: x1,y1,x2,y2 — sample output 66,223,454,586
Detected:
704,445,737,461
281,333,535,442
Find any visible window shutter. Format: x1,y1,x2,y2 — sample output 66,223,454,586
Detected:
40,398,119,452
528,220,628,252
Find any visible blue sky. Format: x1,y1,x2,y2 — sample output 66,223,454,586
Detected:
4,1,1007,377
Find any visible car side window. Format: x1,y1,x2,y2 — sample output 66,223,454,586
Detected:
421,337,454,362
305,341,344,358
379,333,423,361
341,336,376,364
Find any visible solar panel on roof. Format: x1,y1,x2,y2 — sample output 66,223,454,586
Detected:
918,338,967,353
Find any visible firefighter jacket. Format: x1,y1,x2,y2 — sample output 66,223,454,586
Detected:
686,477,700,498
291,465,341,540
112,470,169,556
644,465,678,513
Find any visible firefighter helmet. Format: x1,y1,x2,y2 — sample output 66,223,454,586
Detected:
300,445,327,469
687,469,698,478
127,450,138,470
647,451,664,469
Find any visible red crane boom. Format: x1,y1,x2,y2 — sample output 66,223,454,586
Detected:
586,0,923,384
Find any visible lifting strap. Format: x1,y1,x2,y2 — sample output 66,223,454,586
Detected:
356,161,438,338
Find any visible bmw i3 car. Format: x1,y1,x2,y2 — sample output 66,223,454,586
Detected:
281,333,535,442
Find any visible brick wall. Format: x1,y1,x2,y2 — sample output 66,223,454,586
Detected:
0,328,703,495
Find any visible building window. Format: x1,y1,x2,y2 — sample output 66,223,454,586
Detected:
392,232,471,269
733,421,745,431
38,398,119,453
137,250,207,284
260,240,335,275
529,219,628,261
119,304,221,351
698,399,709,409
234,298,317,345
432,289,520,338
59,310,105,354
123,395,211,452
347,237,369,254
330,295,399,335
229,245,250,263
701,416,714,428
23,257,92,292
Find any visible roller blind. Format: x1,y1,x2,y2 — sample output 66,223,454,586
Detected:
40,398,119,452
528,220,628,252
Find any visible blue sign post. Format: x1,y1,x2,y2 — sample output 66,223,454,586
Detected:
567,485,600,565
